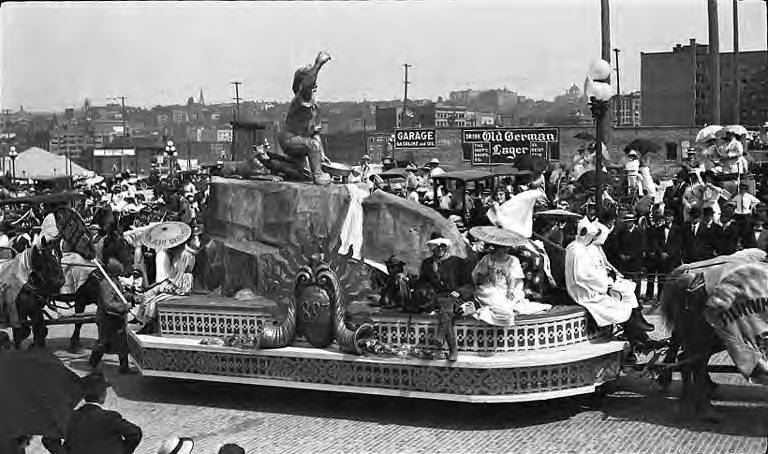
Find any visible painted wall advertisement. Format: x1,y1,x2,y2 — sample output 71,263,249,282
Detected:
462,128,560,165
393,128,437,149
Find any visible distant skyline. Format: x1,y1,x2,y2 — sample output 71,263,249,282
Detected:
1,0,767,112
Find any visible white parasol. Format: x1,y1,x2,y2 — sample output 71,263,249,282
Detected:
724,125,748,136
695,125,723,143
141,222,192,250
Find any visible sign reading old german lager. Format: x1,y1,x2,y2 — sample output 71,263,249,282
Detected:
463,128,559,165
394,128,436,149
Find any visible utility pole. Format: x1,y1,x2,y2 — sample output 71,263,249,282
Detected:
231,81,242,120
764,0,768,68
613,48,621,126
595,0,611,217
733,0,740,124
2,109,10,133
402,64,411,128
231,81,242,161
707,0,721,125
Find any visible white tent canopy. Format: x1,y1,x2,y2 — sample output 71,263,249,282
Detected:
7,147,91,179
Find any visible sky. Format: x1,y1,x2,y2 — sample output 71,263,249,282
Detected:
1,0,767,112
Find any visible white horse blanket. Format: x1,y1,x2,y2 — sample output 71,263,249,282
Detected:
61,252,93,295
705,261,768,384
0,249,33,328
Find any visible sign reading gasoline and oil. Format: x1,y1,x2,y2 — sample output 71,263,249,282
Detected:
463,128,560,165
394,128,437,149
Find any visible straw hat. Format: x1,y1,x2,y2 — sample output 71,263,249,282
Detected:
469,226,527,247
157,436,195,454
426,232,452,248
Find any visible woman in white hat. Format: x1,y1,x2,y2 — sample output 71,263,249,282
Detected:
624,150,641,197
428,158,445,177
470,227,551,327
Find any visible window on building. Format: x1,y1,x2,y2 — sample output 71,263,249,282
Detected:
666,142,678,161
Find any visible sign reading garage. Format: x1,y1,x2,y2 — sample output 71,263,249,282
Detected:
393,128,437,149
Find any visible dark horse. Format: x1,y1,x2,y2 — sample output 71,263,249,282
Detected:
68,208,134,352
10,238,66,349
656,252,763,421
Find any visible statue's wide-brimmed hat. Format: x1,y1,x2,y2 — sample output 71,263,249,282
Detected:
142,221,192,250
469,226,527,247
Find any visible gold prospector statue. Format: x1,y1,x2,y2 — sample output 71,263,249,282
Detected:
257,51,334,185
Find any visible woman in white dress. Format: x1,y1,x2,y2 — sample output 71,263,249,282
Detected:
470,227,551,327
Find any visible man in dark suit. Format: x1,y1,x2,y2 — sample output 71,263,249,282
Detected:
719,203,741,255
606,212,646,298
44,372,142,454
683,206,713,262
742,216,768,251
646,209,684,300
663,169,689,224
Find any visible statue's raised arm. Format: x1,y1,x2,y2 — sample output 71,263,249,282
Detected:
258,51,333,185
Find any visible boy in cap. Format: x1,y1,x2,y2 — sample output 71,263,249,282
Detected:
89,258,134,374
414,233,472,361
51,372,142,454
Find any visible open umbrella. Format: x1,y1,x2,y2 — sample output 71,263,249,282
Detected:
0,350,84,439
142,221,192,250
724,125,748,136
623,138,662,155
577,169,614,188
574,132,595,141
696,125,723,143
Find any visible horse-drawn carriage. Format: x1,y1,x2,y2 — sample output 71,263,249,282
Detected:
0,195,127,350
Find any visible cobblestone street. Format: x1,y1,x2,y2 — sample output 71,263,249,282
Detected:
14,317,768,454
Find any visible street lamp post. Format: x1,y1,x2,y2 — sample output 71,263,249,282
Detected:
165,140,176,177
8,145,18,180
585,59,614,216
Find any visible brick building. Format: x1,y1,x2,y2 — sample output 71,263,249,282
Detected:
614,92,642,127
641,38,768,127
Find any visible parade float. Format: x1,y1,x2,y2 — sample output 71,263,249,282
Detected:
126,51,626,403
126,176,627,403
